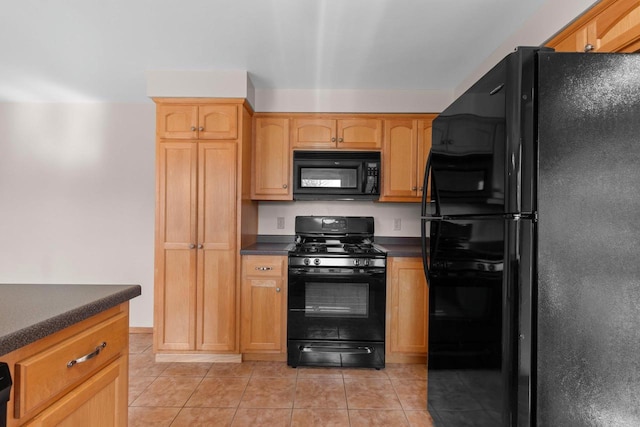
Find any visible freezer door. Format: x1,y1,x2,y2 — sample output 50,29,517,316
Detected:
428,47,538,218
430,55,508,217
536,52,640,426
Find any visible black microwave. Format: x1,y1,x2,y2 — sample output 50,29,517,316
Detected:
292,151,381,200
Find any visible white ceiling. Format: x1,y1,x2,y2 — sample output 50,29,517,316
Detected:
0,0,596,104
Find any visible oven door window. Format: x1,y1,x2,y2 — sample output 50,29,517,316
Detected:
300,167,358,189
305,282,368,318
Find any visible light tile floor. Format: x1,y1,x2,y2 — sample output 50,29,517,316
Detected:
128,333,435,426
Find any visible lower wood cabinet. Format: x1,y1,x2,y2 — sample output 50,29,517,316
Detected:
241,255,287,359
386,257,429,363
25,357,127,427
4,304,129,427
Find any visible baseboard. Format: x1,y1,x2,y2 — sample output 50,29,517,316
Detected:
129,327,153,334
155,353,242,363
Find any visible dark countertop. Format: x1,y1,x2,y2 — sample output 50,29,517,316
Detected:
0,284,141,356
240,235,423,258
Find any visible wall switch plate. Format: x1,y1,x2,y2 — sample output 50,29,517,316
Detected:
277,217,285,229
393,218,401,231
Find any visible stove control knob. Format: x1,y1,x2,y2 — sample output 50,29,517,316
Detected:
314,258,321,266
363,259,370,267
303,258,310,266
353,259,361,266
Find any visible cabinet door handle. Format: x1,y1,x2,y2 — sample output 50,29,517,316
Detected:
199,126,204,131
190,126,197,131
189,244,196,249
276,287,281,292
282,184,288,189
338,137,343,143
331,137,336,142
198,244,203,249
412,186,417,191
584,43,594,52
67,342,107,368
255,266,273,271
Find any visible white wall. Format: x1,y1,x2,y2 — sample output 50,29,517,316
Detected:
258,201,422,237
0,103,156,327
455,0,598,96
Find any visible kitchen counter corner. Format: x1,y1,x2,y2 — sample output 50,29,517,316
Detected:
0,284,141,356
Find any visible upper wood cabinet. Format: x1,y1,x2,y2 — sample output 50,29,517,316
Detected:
380,116,435,202
252,118,292,200
547,0,640,53
291,118,382,149
157,103,238,140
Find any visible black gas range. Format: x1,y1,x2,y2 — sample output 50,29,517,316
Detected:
287,216,387,369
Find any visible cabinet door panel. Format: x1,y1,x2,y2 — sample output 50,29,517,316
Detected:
388,258,428,354
199,105,238,139
242,278,283,351
292,119,336,148
198,249,236,351
593,0,640,52
159,144,198,243
339,119,382,149
155,142,197,350
199,142,237,250
253,118,291,199
382,119,418,198
197,142,237,351
157,105,198,139
26,357,127,427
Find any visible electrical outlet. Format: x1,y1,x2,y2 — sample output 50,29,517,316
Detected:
277,217,285,229
393,218,401,231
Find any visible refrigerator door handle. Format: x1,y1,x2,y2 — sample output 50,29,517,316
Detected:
421,150,435,283
420,151,441,217
421,217,431,283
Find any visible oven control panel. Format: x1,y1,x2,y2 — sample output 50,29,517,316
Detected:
291,257,386,268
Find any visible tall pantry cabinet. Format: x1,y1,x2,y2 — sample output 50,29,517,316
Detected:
153,98,257,358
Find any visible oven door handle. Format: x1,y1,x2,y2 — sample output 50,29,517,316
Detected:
299,345,374,355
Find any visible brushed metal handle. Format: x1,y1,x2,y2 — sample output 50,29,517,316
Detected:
584,43,595,52
255,266,273,271
190,126,197,131
276,287,281,292
67,342,107,368
199,126,204,131
282,184,288,189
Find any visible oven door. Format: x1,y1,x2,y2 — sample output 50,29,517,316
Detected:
287,266,386,368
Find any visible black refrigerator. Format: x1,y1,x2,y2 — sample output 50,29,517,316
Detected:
421,46,640,427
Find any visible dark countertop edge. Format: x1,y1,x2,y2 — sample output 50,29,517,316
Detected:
0,285,141,356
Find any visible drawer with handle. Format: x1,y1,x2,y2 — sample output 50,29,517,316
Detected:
242,256,284,277
14,312,128,419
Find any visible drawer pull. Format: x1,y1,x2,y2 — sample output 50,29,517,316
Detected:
255,266,273,271
67,342,107,368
